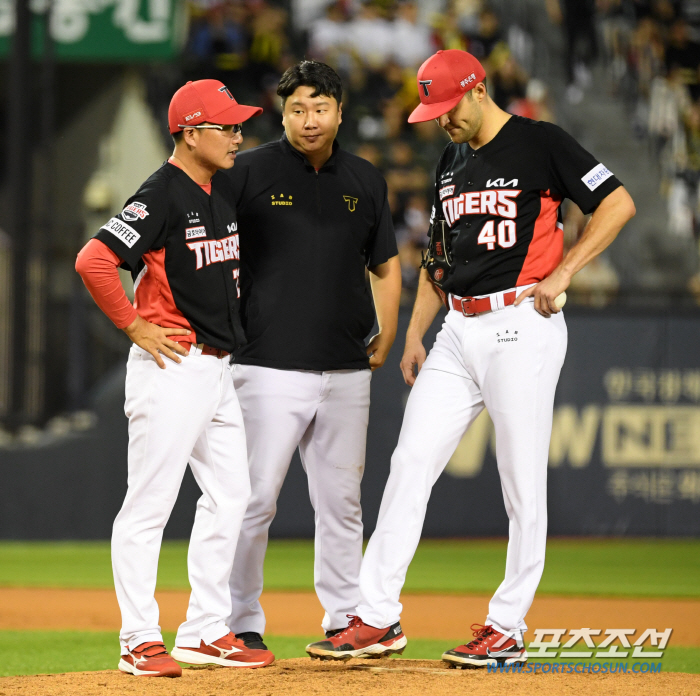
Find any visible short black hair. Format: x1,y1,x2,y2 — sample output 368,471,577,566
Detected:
172,130,184,144
277,60,343,107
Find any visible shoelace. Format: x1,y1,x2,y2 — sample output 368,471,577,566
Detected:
333,614,364,639
464,624,496,649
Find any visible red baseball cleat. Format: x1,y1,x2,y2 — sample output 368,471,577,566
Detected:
305,615,407,660
171,631,274,668
118,641,182,677
442,624,527,668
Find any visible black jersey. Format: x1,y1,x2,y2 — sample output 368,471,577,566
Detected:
224,135,397,371
94,162,245,352
431,115,623,296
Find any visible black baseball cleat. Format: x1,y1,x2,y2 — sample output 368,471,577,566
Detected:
442,624,527,669
306,615,407,660
236,632,268,650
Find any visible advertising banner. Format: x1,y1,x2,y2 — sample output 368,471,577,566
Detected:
0,0,184,60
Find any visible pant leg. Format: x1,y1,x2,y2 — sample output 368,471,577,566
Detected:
227,365,318,635
298,369,371,633
176,360,251,647
476,303,567,634
357,314,484,629
113,346,219,653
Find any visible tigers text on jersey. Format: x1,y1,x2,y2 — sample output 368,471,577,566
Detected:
94,162,245,352
431,115,623,296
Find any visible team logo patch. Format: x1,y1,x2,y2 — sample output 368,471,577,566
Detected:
439,185,455,200
101,217,140,248
433,268,444,281
343,195,358,212
419,79,433,97
582,163,613,191
186,226,207,240
122,202,149,222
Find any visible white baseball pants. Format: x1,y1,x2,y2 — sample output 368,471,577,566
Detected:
228,364,371,635
357,295,567,635
112,344,250,654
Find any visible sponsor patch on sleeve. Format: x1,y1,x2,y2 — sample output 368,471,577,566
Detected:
581,163,614,191
439,185,455,200
100,217,141,248
186,226,207,240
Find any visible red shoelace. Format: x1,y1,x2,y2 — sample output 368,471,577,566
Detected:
464,624,496,648
335,615,364,638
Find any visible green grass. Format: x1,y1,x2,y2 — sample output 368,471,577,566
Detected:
1,539,699,598
0,631,697,677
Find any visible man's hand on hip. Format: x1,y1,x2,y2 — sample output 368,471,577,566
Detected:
123,315,191,369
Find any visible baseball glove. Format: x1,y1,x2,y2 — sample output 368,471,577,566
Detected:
421,213,453,289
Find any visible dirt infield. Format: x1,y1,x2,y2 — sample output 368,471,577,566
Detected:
0,588,697,645
0,659,698,696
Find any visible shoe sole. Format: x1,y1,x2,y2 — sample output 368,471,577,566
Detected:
117,658,181,677
306,635,407,661
442,651,528,669
170,646,274,668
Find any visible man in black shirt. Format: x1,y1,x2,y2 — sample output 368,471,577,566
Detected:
224,61,401,648
307,50,636,665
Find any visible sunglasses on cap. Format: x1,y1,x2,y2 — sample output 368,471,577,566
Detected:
177,123,243,134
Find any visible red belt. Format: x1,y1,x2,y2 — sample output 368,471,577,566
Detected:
450,290,516,317
183,342,230,359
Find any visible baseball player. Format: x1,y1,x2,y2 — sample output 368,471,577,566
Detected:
222,60,401,650
306,50,636,665
75,80,275,676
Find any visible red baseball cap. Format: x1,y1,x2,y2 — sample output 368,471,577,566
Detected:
168,79,263,134
408,50,486,123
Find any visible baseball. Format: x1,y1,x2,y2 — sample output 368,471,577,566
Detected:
554,292,567,309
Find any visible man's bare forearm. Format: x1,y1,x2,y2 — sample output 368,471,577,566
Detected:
559,186,636,281
406,269,444,342
369,256,402,344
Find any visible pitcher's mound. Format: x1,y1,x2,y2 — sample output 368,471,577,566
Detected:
0,658,697,695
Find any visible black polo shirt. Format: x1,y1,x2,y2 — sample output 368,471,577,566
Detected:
94,162,245,352
224,135,397,371
431,115,623,296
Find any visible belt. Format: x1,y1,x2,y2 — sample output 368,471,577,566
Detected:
184,342,230,359
450,290,517,317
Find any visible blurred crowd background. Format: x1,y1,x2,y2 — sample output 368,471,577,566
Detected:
1,0,700,432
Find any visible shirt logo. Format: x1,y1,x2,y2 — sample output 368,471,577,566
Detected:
419,79,433,97
582,163,613,191
187,233,240,270
442,189,521,227
439,185,455,200
121,202,149,222
186,226,207,240
101,217,140,248
271,194,292,206
486,178,519,188
343,195,358,212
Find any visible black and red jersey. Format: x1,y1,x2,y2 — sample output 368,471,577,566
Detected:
430,115,623,296
94,162,245,352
